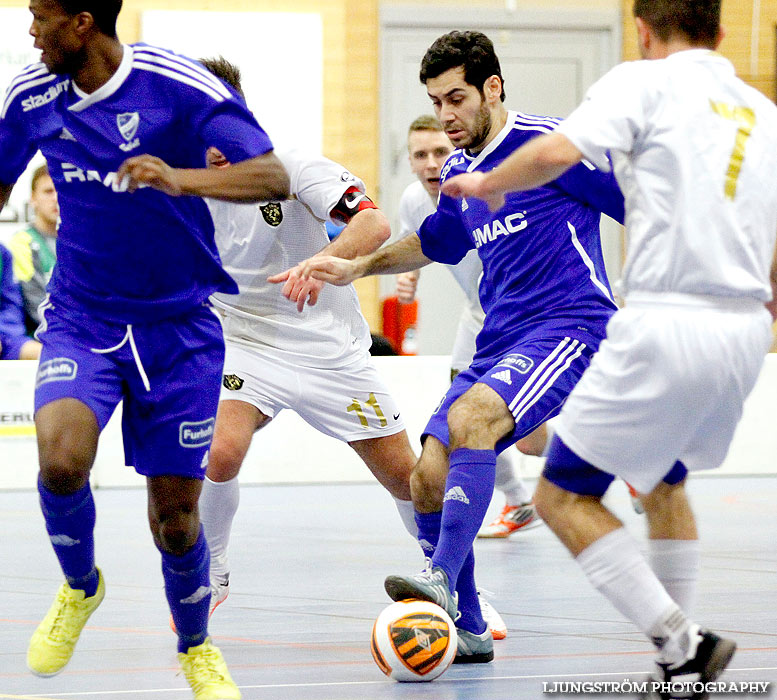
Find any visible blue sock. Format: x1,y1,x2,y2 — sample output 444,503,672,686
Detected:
160,527,211,653
455,549,487,634
414,510,441,558
432,448,495,591
38,476,99,597
416,510,485,634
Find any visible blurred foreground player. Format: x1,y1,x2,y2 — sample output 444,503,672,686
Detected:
443,1,777,696
0,2,288,698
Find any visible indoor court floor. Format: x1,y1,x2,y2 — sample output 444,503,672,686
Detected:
1,475,775,699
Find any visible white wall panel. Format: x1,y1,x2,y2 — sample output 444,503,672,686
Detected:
141,11,323,153
1,355,775,490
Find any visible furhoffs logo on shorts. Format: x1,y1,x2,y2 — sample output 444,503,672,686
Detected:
179,418,215,448
260,202,283,226
223,374,244,391
36,358,77,387
501,354,534,374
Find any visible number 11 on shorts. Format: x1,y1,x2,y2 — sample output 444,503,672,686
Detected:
347,393,388,428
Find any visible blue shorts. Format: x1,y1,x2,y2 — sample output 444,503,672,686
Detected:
543,435,689,497
35,302,224,479
423,335,594,454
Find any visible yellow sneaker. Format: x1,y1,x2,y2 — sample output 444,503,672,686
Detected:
178,637,241,700
27,569,105,677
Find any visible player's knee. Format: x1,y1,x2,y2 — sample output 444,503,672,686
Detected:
410,464,444,511
640,479,685,516
207,436,245,481
446,401,482,448
533,478,574,525
37,438,93,494
153,509,200,556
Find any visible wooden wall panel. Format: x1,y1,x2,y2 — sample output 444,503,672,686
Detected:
621,0,776,101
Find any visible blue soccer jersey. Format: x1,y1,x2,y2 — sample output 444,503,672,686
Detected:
418,111,624,361
0,44,274,323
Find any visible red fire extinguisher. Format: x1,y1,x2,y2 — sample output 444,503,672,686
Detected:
382,296,418,355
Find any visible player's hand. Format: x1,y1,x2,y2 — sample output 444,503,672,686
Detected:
280,254,362,287
267,263,326,312
117,155,182,196
396,270,420,304
442,172,505,211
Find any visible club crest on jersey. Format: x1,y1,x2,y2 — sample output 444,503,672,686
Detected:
117,112,140,152
260,202,283,227
223,374,244,391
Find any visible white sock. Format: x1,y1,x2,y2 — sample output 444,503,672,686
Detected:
199,476,240,583
393,497,418,537
577,528,680,640
649,539,701,616
495,452,531,505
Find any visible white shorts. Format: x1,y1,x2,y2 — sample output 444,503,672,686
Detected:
555,293,773,494
221,341,406,442
451,300,485,373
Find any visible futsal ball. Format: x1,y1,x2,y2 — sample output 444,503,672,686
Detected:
370,599,458,682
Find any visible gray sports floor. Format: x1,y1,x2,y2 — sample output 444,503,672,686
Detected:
1,476,775,699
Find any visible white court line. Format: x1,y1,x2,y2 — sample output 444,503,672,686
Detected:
16,666,777,697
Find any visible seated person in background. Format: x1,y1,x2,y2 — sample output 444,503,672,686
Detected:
9,164,58,333
0,242,41,359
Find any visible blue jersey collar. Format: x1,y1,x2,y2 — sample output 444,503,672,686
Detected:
69,45,133,113
465,111,516,172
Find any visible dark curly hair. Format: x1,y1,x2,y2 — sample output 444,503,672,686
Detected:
420,31,505,102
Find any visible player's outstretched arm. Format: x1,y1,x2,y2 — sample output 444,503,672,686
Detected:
269,233,432,289
321,208,391,259
269,208,391,312
118,151,290,202
442,132,583,209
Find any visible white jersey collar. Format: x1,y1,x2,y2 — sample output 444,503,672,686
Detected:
69,45,133,112
666,48,732,66
466,110,516,172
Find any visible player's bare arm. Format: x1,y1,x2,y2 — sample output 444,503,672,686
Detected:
118,151,290,202
290,233,433,287
270,205,391,312
442,132,583,208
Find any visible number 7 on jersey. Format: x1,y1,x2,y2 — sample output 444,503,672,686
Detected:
709,100,755,201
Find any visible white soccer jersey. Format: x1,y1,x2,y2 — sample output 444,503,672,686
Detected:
398,180,484,314
210,149,371,368
557,50,777,301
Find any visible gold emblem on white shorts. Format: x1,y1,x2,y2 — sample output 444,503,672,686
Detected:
223,374,244,391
